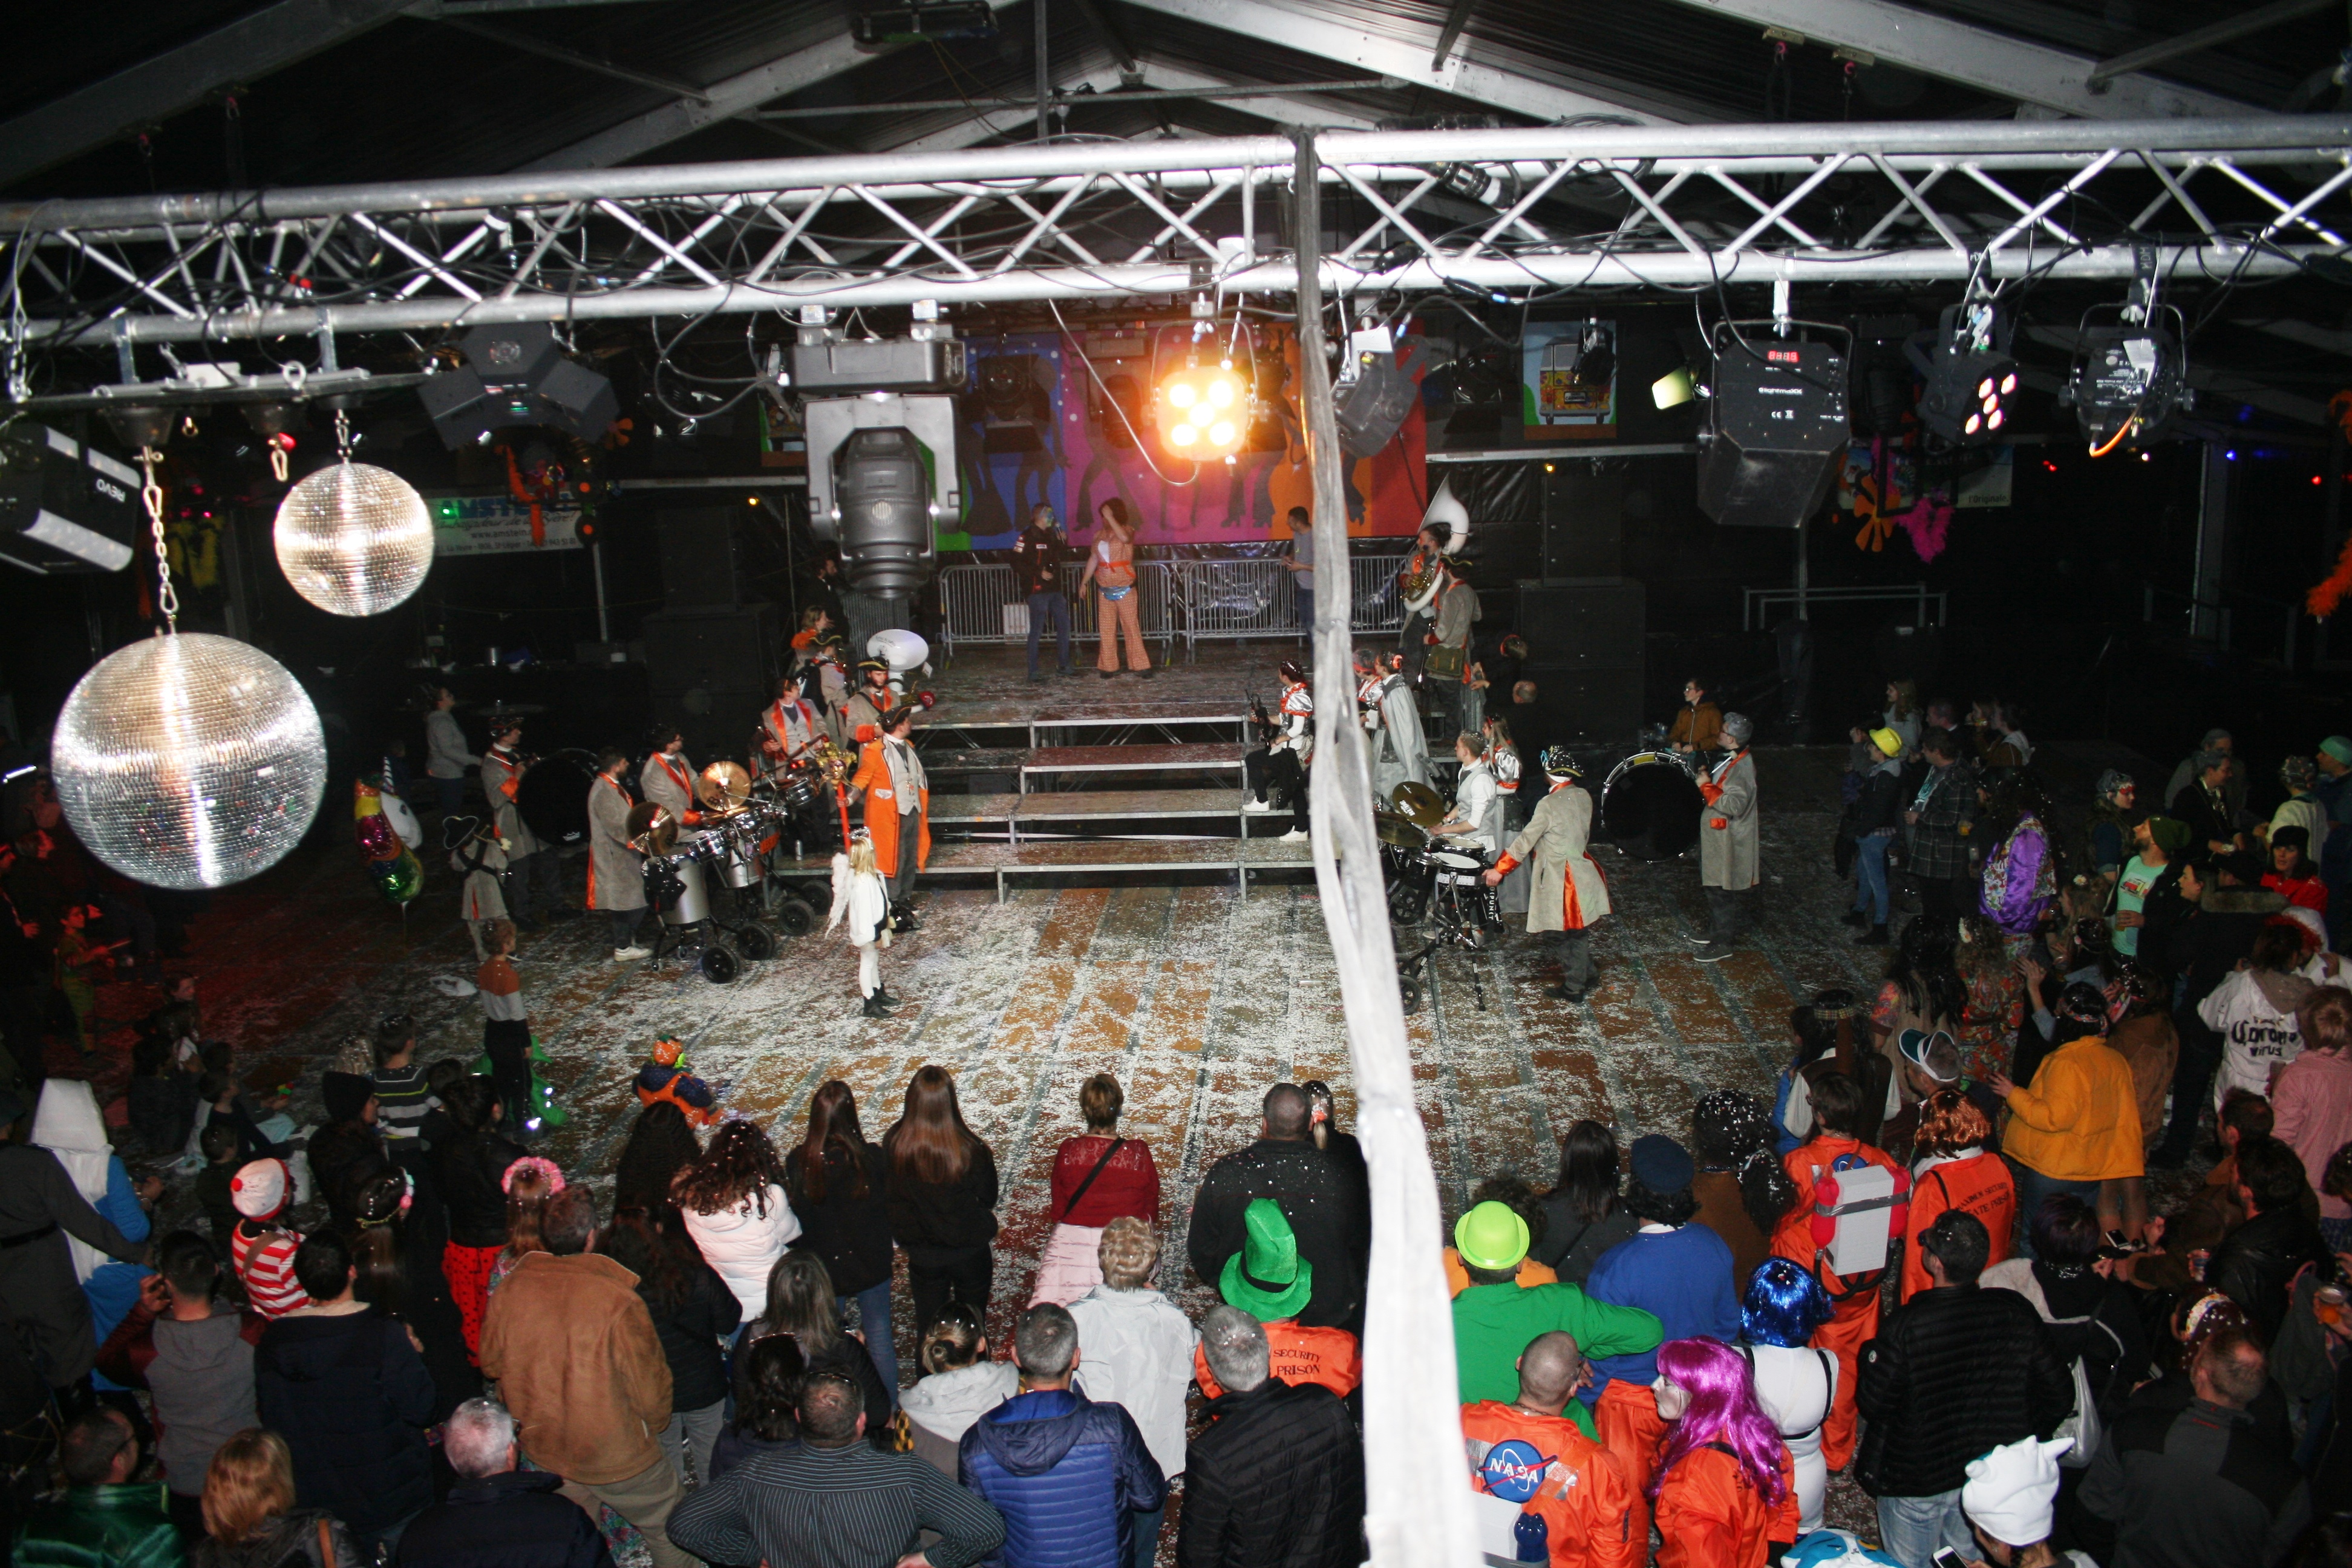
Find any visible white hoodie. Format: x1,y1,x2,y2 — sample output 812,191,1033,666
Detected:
901,1359,1019,1443
2200,967,2313,1105
681,1183,803,1321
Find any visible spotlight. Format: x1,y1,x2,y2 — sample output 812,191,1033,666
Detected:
418,322,618,450
1155,361,1253,459
1917,302,2016,446
0,422,142,575
2066,301,2189,455
1650,368,1696,410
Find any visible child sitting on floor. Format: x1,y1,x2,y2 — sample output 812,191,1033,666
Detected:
636,1037,720,1125
193,1121,243,1239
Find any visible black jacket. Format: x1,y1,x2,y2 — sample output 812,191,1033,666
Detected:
2079,1387,2310,1568
1179,1380,1364,1568
643,1257,742,1413
193,1509,365,1568
1011,526,1073,597
1849,765,1906,837
437,1125,529,1249
254,1308,437,1534
1189,1140,1370,1332
2210,1206,2330,1350
2164,886,2285,1008
1853,1282,2074,1499
883,1137,1000,1259
2169,782,2238,857
308,1120,389,1227
733,1326,895,1443
786,1142,895,1298
394,1470,615,1568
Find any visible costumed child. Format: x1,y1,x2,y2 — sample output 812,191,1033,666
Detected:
474,918,535,1136
826,833,898,1018
445,813,509,959
637,1037,721,1126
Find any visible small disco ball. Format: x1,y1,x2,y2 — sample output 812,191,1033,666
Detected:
273,460,433,617
51,632,327,890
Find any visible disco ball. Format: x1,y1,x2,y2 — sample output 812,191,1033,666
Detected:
51,633,327,890
273,460,434,617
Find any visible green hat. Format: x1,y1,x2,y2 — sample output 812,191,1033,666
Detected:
1220,1198,1313,1321
2324,736,2352,766
2146,815,2192,854
1454,1200,1531,1273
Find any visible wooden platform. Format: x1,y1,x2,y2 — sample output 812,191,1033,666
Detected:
773,831,1312,899
1019,743,1247,791
928,788,1257,843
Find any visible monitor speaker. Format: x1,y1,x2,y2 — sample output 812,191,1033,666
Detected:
1514,578,1644,665
1696,335,1849,529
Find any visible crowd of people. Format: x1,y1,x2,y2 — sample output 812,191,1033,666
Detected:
15,696,2352,1568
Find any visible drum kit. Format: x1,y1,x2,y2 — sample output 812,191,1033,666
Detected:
627,763,822,983
1375,780,1503,1014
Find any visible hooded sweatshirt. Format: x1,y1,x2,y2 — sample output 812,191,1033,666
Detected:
31,1080,153,1391
681,1183,804,1321
2201,967,2316,1105
151,1309,260,1496
904,1361,1020,1445
957,1388,1165,1568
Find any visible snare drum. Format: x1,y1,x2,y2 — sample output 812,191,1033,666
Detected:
657,834,716,926
1600,750,1704,861
713,822,765,890
1429,848,1487,879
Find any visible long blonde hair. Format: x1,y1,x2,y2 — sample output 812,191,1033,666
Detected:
849,837,878,878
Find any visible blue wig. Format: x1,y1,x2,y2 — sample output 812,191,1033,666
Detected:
1742,1256,1832,1348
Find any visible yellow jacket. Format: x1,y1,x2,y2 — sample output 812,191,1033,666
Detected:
2003,1039,2145,1181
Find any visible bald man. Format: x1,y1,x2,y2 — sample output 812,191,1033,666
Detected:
1460,1333,1639,1568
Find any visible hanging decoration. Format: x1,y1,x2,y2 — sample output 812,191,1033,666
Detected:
51,448,327,890
1843,437,1954,561
498,437,600,548
273,410,433,616
354,777,423,905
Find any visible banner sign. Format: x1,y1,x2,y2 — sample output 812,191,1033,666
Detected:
426,496,582,557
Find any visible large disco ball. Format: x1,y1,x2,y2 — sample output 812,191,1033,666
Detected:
51,633,327,890
273,460,433,617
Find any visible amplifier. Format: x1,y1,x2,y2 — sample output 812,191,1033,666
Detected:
1515,578,1645,665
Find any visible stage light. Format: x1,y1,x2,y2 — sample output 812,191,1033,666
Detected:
0,423,142,575
2226,449,2238,461
272,419,433,618
2068,302,2189,455
1918,302,2016,446
1651,368,1696,410
1155,362,1252,459
418,322,618,450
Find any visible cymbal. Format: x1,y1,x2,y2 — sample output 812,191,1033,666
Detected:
699,760,753,812
1391,780,1445,828
626,802,679,857
1374,809,1427,848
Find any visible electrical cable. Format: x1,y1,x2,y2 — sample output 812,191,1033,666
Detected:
1045,296,1198,486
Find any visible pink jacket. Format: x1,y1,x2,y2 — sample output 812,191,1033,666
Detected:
2273,1049,2352,1221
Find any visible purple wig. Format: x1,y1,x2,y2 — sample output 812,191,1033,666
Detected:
1648,1336,1789,1508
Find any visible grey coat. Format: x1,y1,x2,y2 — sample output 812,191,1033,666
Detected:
1699,749,1760,890
586,772,647,912
1503,783,1612,933
0,1144,142,1386
481,746,541,858
1368,676,1428,803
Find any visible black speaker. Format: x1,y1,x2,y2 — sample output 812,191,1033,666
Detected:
640,606,779,762
1696,335,1849,529
1335,344,1423,456
657,508,742,609
1541,464,1624,578
1511,664,1645,746
1514,578,1645,665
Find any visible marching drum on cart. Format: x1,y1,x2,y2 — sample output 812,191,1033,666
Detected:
1379,782,1504,1014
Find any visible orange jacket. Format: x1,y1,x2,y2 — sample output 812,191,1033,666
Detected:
1195,1320,1361,1400
851,740,930,878
1460,1401,1640,1568
1900,1151,2015,1301
2002,1038,2145,1182
1652,1442,1798,1568
1771,1134,1900,1292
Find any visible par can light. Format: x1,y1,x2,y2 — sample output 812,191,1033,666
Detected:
1155,362,1252,459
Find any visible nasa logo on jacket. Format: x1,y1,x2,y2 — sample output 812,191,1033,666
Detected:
1478,1438,1555,1503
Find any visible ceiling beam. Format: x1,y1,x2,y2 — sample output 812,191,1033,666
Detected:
2086,0,2336,90
1114,0,1687,123
868,58,1382,154
435,16,711,102
520,0,1017,171
1648,0,2264,119
0,0,418,189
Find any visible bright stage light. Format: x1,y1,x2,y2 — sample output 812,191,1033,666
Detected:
1155,363,1251,459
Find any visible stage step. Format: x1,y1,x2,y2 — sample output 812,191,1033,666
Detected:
929,788,1261,843
1021,743,1247,790
769,833,1310,900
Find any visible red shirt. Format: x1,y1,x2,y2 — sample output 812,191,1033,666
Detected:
2265,871,2329,913
1047,1135,1161,1227
232,1224,309,1319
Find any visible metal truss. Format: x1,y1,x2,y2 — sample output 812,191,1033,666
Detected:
5,117,2348,368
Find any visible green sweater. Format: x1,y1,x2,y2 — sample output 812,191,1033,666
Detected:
1451,1281,1664,1440
12,1483,183,1568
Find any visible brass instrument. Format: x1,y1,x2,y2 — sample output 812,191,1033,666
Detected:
806,735,851,788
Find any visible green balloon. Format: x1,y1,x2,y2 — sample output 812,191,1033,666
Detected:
376,847,423,904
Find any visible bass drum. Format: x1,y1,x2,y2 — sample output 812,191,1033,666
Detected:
512,749,598,846
1600,750,1703,861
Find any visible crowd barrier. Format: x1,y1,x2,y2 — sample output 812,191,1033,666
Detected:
938,552,1411,658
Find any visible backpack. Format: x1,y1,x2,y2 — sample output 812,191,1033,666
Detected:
1979,1259,2120,1469
1807,1154,1910,1296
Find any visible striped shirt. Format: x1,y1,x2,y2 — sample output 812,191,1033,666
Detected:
370,1065,433,1142
232,1224,310,1318
667,1437,1005,1568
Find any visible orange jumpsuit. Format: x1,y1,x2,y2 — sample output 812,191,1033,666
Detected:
1195,1321,1361,1400
1770,1133,1901,1472
1592,1378,1669,1546
849,739,930,879
1460,1402,1641,1568
1652,1442,1798,1568
1899,1151,2016,1302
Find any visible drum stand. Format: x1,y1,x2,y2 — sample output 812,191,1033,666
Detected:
1393,866,1504,1016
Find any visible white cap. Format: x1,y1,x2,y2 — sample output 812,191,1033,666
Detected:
230,1158,292,1220
1961,1435,2073,1546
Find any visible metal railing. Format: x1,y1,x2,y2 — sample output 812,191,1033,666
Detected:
2142,580,2300,666
938,552,1410,657
1742,583,1948,630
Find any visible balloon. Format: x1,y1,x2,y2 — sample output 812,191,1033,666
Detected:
355,812,398,861
373,846,422,904
381,790,422,849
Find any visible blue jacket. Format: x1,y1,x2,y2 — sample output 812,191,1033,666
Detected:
958,1388,1166,1568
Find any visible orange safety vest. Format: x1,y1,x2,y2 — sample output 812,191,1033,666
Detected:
1194,1321,1361,1400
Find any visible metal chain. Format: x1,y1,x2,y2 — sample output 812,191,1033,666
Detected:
335,407,352,460
142,447,177,630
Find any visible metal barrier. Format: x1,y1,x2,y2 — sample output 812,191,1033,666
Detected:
938,552,1412,658
1741,583,1947,630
